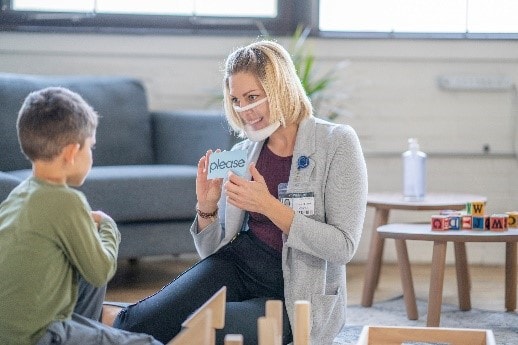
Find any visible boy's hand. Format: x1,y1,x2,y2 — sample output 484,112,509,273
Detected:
91,210,111,229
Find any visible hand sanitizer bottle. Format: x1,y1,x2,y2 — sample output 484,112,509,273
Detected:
402,138,426,201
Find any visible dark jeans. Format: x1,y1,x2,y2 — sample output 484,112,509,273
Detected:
113,231,292,345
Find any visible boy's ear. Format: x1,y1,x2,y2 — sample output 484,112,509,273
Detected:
62,143,81,164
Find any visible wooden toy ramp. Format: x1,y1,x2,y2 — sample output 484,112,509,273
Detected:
167,286,226,345
182,286,227,330
167,308,212,345
356,325,496,345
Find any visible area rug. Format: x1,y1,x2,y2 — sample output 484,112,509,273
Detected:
334,296,518,344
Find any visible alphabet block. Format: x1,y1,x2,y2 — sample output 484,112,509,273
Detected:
490,214,509,232
466,201,485,216
506,211,518,228
461,215,472,229
472,216,485,230
431,215,448,231
448,215,461,230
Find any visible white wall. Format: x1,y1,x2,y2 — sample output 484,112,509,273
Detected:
1,32,517,264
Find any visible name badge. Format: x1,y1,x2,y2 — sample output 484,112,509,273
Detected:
278,183,315,216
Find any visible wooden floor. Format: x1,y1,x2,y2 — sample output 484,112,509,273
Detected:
106,255,507,312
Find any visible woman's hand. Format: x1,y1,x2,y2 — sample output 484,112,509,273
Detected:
225,162,271,214
225,162,294,233
196,150,223,215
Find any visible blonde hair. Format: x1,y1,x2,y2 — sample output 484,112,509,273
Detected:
223,40,312,136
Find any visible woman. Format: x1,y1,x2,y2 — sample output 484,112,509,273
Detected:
110,40,367,345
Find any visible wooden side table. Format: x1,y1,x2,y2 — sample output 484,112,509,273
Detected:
361,193,487,311
377,223,518,327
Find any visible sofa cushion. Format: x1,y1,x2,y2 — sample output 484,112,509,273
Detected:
0,73,153,171
9,165,198,222
0,172,22,203
152,110,237,165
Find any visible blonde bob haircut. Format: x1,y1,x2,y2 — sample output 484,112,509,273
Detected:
223,40,313,137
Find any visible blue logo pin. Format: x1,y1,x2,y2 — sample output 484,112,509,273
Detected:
297,155,309,170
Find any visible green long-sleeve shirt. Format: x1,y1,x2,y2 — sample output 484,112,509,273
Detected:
0,177,120,345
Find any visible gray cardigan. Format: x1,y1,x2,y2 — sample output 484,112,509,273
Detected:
190,116,368,344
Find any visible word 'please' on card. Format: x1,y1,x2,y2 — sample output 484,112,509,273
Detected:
208,150,247,179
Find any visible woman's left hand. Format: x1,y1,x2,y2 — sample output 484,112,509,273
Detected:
226,162,294,234
224,162,273,214
224,163,295,234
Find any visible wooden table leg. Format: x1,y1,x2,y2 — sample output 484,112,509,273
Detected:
361,208,390,307
395,239,418,320
454,242,471,311
427,241,447,327
505,242,517,311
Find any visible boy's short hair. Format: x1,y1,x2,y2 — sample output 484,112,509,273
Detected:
17,86,98,162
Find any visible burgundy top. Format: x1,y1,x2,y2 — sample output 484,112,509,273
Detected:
248,143,292,252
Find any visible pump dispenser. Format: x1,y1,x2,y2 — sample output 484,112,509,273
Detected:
402,138,427,201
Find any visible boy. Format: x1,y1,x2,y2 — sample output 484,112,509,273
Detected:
0,87,162,345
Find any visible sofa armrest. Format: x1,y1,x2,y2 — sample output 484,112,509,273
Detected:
152,110,239,165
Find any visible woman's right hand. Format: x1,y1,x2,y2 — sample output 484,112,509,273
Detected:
196,149,223,214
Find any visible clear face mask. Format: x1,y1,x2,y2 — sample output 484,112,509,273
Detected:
232,97,279,142
244,121,281,142
232,97,268,113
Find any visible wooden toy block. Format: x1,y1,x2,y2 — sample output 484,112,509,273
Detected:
448,215,461,230
181,286,226,345
224,334,243,345
465,202,472,214
506,211,518,228
431,215,448,231
489,214,509,232
294,301,310,345
182,286,226,330
472,216,485,230
461,215,472,229
167,309,212,345
466,201,485,216
356,326,496,345
485,215,491,230
265,300,283,345
258,316,277,345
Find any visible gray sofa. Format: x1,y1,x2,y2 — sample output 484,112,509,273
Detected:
0,73,237,259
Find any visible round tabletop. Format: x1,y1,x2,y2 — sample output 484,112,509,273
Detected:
367,192,487,211
378,223,518,242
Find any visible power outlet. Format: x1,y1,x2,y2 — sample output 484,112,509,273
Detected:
438,75,514,91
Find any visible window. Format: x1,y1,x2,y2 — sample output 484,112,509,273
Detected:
0,0,293,35
11,0,277,17
319,0,518,38
1,0,517,38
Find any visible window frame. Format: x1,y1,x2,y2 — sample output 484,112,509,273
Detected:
0,0,302,36
1,0,517,40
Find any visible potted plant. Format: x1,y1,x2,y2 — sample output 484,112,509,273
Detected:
287,25,350,122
